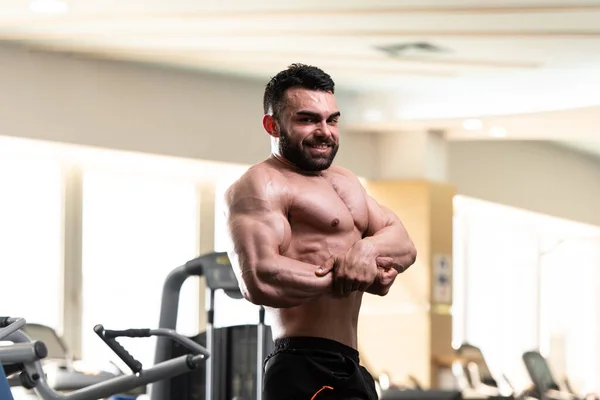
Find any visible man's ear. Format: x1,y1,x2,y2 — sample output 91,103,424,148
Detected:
262,114,279,138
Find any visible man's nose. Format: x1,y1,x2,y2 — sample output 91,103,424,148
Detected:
314,121,333,137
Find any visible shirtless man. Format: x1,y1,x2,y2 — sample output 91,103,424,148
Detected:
224,64,417,400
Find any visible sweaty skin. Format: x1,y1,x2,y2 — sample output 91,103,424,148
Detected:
224,87,417,350
225,159,414,349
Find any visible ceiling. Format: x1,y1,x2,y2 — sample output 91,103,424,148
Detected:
1,0,599,154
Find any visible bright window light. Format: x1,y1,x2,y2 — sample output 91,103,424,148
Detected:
29,0,69,14
0,157,63,330
453,195,600,393
80,169,200,371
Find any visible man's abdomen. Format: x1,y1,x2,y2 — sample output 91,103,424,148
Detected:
275,227,365,349
269,293,362,349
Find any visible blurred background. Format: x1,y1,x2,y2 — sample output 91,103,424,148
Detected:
1,0,599,399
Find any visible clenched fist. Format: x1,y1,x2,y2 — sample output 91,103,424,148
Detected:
316,240,379,296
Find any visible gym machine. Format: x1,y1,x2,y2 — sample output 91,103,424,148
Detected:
151,251,467,400
18,321,128,394
0,316,210,400
152,251,272,400
521,351,598,400
453,343,516,399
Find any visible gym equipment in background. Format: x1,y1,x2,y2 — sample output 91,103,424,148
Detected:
455,343,499,390
0,316,210,400
19,322,130,394
522,350,562,400
453,343,517,399
521,351,599,400
1,360,15,400
0,317,26,341
152,251,272,400
380,386,463,400
373,370,463,400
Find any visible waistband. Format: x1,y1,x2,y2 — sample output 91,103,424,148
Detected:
273,336,359,362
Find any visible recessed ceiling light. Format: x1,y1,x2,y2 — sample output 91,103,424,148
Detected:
462,119,483,131
29,0,68,14
489,126,507,138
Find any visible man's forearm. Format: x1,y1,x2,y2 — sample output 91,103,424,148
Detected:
366,279,393,296
242,255,332,308
362,224,417,272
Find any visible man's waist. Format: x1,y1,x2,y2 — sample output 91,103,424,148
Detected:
273,335,359,361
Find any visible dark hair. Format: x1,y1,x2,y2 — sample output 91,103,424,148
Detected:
263,63,335,119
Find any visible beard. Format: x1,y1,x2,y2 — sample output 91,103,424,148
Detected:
278,127,339,172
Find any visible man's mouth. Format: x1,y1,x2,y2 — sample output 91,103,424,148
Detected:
308,144,330,149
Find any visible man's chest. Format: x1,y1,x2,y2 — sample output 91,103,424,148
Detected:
284,173,369,234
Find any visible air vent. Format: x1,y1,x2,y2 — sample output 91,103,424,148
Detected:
376,42,448,57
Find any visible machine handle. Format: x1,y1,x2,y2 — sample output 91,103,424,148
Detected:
103,328,152,339
94,325,143,374
0,317,16,328
184,256,205,276
184,252,230,276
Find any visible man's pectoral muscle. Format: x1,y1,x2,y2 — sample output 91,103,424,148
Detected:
311,175,417,296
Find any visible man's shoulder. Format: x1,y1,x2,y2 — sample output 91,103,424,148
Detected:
327,165,361,183
225,161,288,203
241,160,288,185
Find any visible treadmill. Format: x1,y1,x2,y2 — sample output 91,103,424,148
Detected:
522,351,576,400
152,251,272,400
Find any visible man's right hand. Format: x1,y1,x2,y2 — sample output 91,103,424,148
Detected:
315,241,380,296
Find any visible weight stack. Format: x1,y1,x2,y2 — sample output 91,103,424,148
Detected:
169,324,273,400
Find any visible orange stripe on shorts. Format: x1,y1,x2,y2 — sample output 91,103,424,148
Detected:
310,385,334,400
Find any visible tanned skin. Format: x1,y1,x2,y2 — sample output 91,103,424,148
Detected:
225,87,417,349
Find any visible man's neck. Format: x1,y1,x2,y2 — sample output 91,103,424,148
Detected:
269,153,323,176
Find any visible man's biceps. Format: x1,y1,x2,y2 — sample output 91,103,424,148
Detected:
372,200,401,224
366,196,387,231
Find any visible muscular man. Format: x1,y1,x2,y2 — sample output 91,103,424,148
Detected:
225,64,417,400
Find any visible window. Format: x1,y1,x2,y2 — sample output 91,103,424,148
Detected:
80,169,200,369
453,196,600,393
451,213,467,349
461,216,539,391
539,235,600,394
0,156,63,330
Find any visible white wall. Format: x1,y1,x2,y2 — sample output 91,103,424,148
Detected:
0,43,378,178
3,42,600,227
448,140,600,227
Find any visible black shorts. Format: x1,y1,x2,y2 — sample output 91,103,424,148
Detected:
262,336,378,400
